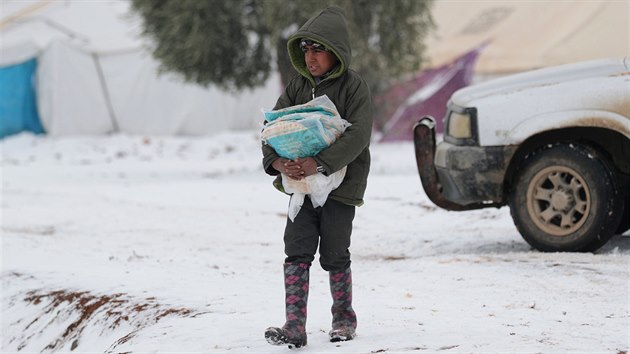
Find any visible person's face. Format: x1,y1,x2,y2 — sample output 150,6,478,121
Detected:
303,46,337,77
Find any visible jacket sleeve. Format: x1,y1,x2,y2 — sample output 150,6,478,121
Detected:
314,76,373,174
261,79,297,176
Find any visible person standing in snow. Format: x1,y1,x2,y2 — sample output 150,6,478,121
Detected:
261,5,373,349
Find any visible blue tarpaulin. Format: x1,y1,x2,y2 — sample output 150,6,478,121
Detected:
0,58,45,138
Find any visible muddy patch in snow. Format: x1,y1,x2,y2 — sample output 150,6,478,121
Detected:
4,274,207,353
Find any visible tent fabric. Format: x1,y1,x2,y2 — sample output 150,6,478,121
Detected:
374,0,627,140
98,49,276,135
0,58,44,138
33,40,281,136
1,0,140,53
37,41,114,135
0,42,40,66
1,0,281,138
424,0,629,74
375,47,481,140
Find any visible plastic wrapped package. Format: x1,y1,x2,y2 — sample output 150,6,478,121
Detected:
261,95,350,221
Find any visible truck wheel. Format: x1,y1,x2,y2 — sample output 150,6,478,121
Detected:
509,143,621,252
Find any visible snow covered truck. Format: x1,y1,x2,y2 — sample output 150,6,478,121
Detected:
414,58,630,252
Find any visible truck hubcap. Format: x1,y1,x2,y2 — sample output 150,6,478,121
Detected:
550,189,574,212
527,166,590,236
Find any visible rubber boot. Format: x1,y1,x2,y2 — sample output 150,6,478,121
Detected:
265,262,309,348
329,267,357,342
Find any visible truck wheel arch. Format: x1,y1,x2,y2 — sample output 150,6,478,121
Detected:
504,126,630,195
501,110,630,145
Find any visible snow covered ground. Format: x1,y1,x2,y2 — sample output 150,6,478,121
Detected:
1,132,628,353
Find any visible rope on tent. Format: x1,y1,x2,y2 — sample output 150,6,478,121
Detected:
0,0,53,30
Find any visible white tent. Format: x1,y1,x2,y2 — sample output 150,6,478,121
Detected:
1,0,281,136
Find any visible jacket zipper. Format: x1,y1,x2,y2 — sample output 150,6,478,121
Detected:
311,86,315,99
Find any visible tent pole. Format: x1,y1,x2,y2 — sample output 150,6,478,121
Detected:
92,54,120,133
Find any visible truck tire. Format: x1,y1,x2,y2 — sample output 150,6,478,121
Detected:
509,143,622,252
616,197,630,235
615,175,630,235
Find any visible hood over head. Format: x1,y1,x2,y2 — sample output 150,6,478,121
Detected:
287,6,351,83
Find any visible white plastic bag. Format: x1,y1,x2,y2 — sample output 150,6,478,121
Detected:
282,167,347,221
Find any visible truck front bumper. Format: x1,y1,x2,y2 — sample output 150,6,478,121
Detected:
414,117,516,210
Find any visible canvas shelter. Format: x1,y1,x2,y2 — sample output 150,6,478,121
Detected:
424,0,629,76
0,0,281,138
375,46,481,141
376,0,629,140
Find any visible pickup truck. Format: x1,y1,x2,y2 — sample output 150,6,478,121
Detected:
414,57,630,252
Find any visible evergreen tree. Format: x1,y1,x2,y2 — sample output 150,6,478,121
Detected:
130,0,434,94
130,0,271,90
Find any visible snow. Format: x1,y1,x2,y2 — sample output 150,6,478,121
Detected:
1,132,628,353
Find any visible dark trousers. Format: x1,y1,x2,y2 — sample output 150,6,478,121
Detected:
284,196,356,272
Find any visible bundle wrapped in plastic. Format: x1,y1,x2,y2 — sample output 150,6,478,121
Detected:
261,95,350,221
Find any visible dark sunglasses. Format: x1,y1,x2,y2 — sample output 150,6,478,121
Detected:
300,39,328,53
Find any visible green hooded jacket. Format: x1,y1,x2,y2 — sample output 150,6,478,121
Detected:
262,6,373,206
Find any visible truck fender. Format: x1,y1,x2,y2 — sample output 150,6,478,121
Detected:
503,110,630,144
